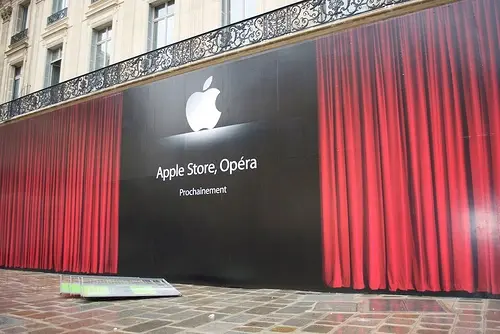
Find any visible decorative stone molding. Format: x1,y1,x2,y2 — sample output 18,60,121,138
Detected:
1,6,12,22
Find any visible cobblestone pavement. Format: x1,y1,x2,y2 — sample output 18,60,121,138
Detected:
0,270,499,334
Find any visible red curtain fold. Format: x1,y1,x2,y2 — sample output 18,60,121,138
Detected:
317,0,500,293
0,93,122,274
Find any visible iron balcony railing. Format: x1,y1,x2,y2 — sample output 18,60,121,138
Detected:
0,0,409,123
10,28,28,45
47,7,68,25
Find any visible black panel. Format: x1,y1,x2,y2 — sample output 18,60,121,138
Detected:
119,40,322,290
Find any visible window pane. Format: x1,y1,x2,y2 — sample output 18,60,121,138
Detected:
13,79,20,99
14,67,22,77
51,60,61,85
244,0,256,18
53,0,63,12
166,15,174,45
105,39,112,66
17,6,28,31
96,43,105,69
154,4,166,19
167,1,175,15
98,27,110,41
50,47,62,62
230,0,244,23
153,19,166,49
97,30,105,42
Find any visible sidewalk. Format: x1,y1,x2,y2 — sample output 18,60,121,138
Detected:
0,270,498,333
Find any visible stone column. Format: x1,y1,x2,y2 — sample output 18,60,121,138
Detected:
0,4,13,102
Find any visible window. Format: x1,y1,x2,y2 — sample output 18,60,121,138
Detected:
45,46,62,87
52,0,67,13
91,25,112,70
16,2,29,32
148,1,175,50
12,66,22,100
222,0,256,25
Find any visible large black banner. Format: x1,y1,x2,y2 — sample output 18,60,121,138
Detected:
119,41,323,289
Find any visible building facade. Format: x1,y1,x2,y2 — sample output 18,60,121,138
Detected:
2,0,498,296
0,0,299,104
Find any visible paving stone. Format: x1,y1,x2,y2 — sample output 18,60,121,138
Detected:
486,321,500,329
218,306,248,314
404,300,447,312
233,326,263,332
257,316,289,323
322,313,354,322
2,327,28,334
271,326,297,332
282,317,315,327
314,302,358,312
28,328,65,334
0,316,23,328
197,321,236,332
136,312,171,319
315,320,341,326
460,310,483,315
303,294,357,302
122,320,171,332
224,314,259,323
458,314,482,322
453,329,482,334
421,316,455,324
355,313,387,319
156,306,189,314
418,323,452,330
455,303,483,310
87,323,122,332
164,310,204,321
246,306,279,315
276,306,310,314
378,325,412,333
173,313,225,328
347,318,382,327
362,299,406,312
385,317,416,325
109,317,147,326
487,311,500,321
392,313,420,319
60,318,104,330
456,321,481,328
44,316,76,325
334,326,373,334
415,329,449,334
147,327,185,334
26,312,62,320
302,324,334,333
24,322,47,329
489,301,500,310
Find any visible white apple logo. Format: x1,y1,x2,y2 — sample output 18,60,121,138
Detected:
185,76,221,132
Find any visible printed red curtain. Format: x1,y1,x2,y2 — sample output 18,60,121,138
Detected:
0,93,122,274
317,0,500,293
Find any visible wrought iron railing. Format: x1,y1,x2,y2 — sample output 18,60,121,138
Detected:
10,28,28,45
47,7,68,25
0,0,410,122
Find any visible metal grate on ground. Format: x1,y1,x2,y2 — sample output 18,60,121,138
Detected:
60,275,181,299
